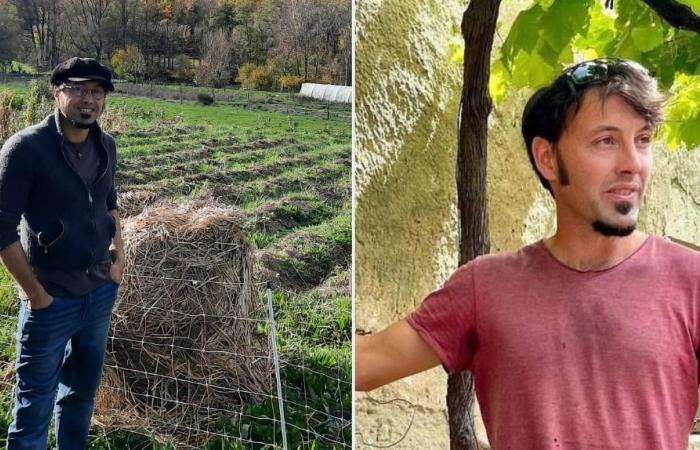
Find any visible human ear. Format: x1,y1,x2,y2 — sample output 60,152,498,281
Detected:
532,137,557,185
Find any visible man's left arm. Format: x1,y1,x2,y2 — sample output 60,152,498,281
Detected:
108,209,124,284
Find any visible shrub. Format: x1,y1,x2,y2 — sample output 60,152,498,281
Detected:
171,54,194,82
111,46,146,82
145,63,168,81
24,79,52,125
235,63,256,89
196,93,214,105
279,74,304,91
236,63,276,91
111,49,126,77
0,89,19,140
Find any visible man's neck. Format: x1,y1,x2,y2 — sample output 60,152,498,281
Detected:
59,114,90,144
544,225,648,272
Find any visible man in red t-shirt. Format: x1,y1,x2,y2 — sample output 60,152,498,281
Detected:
355,59,700,450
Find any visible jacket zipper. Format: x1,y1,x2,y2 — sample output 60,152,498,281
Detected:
58,132,107,273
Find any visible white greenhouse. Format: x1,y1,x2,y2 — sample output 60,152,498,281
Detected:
299,83,353,103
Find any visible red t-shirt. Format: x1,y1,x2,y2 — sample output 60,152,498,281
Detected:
408,235,700,450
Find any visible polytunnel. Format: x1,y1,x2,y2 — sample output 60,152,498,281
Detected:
299,83,353,103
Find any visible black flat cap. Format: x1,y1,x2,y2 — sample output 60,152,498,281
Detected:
50,57,115,92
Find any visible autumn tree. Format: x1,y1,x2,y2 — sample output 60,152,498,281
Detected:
111,45,145,81
3,0,351,88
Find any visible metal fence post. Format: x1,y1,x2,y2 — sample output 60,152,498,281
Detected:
266,285,289,450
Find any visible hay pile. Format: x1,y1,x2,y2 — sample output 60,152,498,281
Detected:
117,190,160,218
96,204,272,445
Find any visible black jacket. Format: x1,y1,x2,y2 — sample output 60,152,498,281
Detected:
0,109,117,277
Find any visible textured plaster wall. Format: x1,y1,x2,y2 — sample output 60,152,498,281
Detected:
354,0,700,449
354,0,463,447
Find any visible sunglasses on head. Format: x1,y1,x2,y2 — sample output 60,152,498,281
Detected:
564,58,651,93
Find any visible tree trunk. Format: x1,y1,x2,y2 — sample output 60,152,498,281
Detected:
49,0,58,67
120,0,127,49
450,0,501,449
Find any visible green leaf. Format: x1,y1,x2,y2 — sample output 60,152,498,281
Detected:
502,5,545,65
573,0,616,57
511,50,556,89
540,0,592,51
680,0,700,14
534,0,556,9
631,25,665,53
489,59,509,103
500,0,593,83
662,73,700,149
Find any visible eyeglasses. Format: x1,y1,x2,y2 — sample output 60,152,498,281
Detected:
565,58,650,91
59,84,106,100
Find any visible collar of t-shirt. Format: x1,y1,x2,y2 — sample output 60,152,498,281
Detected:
62,131,100,186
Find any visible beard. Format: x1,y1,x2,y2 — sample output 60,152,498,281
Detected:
60,106,100,129
71,115,94,129
592,201,636,237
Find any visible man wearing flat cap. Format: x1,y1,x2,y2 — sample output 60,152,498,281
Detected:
0,57,124,449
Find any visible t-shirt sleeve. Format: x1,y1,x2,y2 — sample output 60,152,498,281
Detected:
406,261,478,374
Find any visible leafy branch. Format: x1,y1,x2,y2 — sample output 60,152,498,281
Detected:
639,0,700,33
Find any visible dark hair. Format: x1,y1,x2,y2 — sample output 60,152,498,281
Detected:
521,59,665,194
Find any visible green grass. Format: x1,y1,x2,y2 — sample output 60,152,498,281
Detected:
109,95,349,138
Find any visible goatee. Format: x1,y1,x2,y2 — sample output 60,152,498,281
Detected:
593,221,636,237
592,201,636,237
71,118,93,129
614,201,633,215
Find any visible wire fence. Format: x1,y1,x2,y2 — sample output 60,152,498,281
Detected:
0,274,351,449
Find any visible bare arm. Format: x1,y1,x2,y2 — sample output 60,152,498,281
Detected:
0,241,52,309
108,209,125,283
355,319,442,391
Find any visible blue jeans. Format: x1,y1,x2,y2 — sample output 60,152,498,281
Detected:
7,280,118,450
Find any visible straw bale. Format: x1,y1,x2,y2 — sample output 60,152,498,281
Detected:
117,190,160,218
96,204,272,446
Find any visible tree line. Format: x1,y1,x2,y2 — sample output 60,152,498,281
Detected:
0,0,351,90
